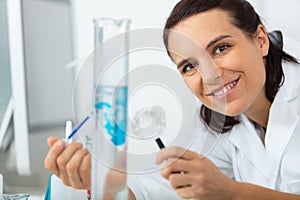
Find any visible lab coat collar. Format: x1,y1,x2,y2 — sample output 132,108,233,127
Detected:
281,62,300,102
229,114,270,180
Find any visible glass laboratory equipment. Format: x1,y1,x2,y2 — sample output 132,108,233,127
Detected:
92,18,131,200
3,194,30,200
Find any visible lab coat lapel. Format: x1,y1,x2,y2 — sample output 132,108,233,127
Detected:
229,114,269,179
265,87,299,187
264,63,300,187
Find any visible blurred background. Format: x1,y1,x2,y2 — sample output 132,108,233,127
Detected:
0,0,299,198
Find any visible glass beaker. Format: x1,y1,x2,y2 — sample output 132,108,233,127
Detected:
3,194,30,200
92,18,131,200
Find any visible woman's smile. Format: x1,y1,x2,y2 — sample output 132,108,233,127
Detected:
205,77,240,99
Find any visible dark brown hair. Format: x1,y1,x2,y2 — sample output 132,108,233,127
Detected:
163,0,298,133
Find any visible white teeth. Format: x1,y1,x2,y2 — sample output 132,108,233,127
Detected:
212,80,237,96
223,87,228,93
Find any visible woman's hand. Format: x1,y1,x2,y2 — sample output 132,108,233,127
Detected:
44,136,91,190
156,146,236,200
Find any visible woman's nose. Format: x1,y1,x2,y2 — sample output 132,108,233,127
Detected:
195,53,224,85
205,75,224,86
196,62,224,86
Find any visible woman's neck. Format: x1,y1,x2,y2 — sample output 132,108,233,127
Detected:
243,88,271,128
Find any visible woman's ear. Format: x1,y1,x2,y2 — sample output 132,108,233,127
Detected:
256,24,269,57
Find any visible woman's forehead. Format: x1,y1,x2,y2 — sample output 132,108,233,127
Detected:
170,9,238,45
166,9,246,63
174,9,233,30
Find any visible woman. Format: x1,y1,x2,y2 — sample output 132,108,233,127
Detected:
44,0,300,199
154,0,300,199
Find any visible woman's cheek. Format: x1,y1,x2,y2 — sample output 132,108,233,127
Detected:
184,78,200,95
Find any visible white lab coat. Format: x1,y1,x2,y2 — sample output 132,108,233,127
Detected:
128,61,300,199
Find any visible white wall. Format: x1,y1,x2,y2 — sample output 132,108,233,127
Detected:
248,0,300,58
71,0,179,63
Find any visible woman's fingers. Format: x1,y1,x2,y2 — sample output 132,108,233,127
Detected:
57,142,83,186
160,158,190,179
47,136,60,147
66,148,89,189
168,173,193,189
44,136,92,190
44,139,66,176
157,146,235,200
176,186,195,199
79,153,91,189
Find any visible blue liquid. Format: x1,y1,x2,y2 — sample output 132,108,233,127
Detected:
95,86,127,146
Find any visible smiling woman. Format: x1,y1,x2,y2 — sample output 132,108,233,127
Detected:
166,9,270,127
164,0,298,133
156,0,300,199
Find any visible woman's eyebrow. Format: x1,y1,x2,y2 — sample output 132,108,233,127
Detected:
177,58,188,69
177,58,194,69
206,35,231,50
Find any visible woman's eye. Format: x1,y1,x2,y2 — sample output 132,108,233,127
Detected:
181,63,197,75
215,44,229,55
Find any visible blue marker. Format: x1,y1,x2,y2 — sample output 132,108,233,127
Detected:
67,115,91,140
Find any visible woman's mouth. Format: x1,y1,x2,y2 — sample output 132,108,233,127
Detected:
206,78,240,97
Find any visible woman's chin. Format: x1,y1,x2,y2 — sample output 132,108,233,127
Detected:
213,106,242,117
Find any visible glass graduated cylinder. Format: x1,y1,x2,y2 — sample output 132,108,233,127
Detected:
92,18,130,200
